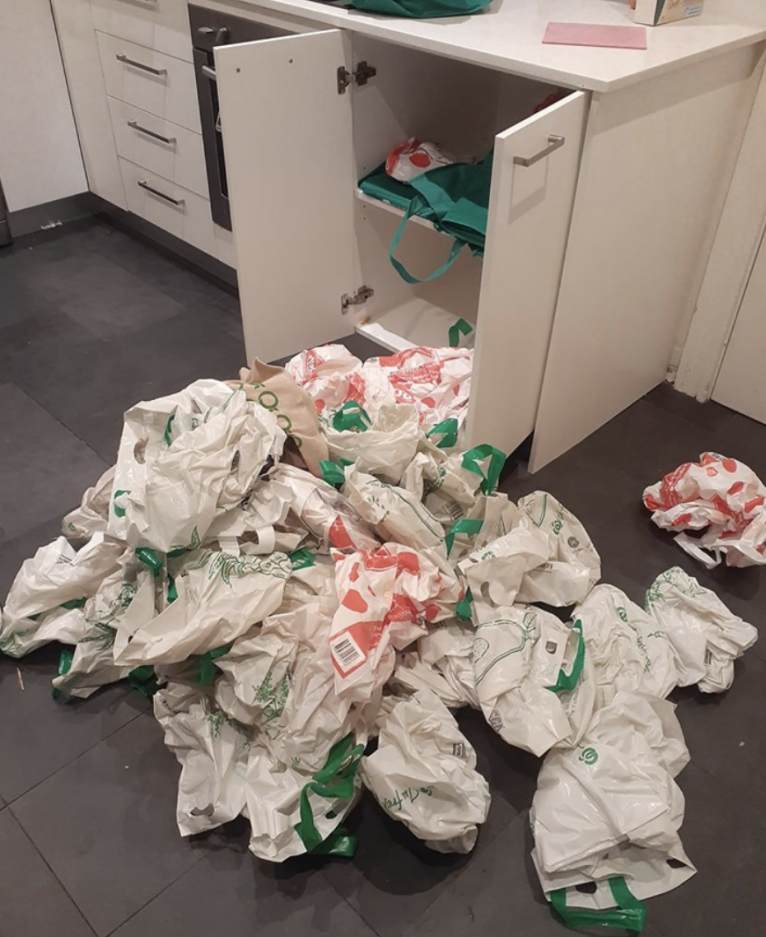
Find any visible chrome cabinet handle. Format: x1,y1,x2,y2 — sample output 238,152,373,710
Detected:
137,180,184,207
513,135,565,167
201,65,217,82
127,120,176,145
116,53,167,76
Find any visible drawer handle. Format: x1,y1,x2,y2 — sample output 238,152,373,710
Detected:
116,53,167,77
127,120,176,145
513,135,565,168
201,65,217,82
138,179,184,207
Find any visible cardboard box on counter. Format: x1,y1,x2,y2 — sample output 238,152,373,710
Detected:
634,0,704,26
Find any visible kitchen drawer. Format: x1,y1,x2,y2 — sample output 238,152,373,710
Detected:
90,0,192,63
119,157,216,255
97,31,200,132
108,98,207,197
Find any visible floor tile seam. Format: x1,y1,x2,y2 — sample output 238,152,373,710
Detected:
2,381,111,471
8,802,99,937
1,705,147,807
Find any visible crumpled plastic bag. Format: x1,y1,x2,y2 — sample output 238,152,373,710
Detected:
330,544,460,701
324,403,421,485
361,689,490,853
343,466,446,554
643,451,766,567
531,692,695,918
644,567,758,692
574,585,678,707
400,448,489,529
154,683,250,836
108,381,285,552
229,358,328,476
397,619,479,709
516,492,601,605
0,534,124,657
277,464,380,553
287,345,473,433
114,546,292,666
62,466,116,541
472,605,587,756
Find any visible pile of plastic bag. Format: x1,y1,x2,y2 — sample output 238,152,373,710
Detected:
644,451,766,567
0,345,758,932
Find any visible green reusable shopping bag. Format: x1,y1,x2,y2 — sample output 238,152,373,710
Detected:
348,0,492,18
359,154,493,284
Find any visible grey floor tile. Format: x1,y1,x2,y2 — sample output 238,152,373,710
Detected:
12,715,202,937
0,809,95,937
670,655,766,802
402,810,668,937
321,783,517,937
0,540,24,605
648,762,766,936
110,822,377,937
0,646,148,802
0,270,63,330
0,384,109,541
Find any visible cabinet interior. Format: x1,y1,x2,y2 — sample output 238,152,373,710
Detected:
346,36,563,352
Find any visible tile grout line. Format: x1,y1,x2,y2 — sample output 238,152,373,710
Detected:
3,703,148,809
8,803,99,937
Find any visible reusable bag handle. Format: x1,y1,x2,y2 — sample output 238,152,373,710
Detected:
445,518,483,556
389,198,465,284
461,444,506,494
550,876,647,932
549,620,585,693
295,733,364,853
332,401,371,432
426,418,458,449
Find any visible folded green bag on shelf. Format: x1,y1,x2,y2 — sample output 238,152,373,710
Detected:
348,0,492,17
359,154,493,284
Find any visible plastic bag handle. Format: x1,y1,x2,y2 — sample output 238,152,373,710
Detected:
448,318,473,348
445,518,483,556
332,401,372,433
295,733,364,853
389,197,465,284
549,619,585,693
550,876,647,932
461,444,506,495
426,418,459,449
320,460,348,487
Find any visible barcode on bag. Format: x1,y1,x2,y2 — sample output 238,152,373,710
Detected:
330,632,365,674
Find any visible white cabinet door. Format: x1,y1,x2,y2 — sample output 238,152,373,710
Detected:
215,30,355,363
713,227,766,424
466,91,588,456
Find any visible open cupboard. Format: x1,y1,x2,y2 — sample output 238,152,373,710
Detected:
216,27,588,463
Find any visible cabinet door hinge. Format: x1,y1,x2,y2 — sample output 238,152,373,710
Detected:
337,61,376,94
341,285,374,312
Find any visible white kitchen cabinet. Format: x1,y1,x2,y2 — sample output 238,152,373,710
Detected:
90,0,193,63
216,30,587,458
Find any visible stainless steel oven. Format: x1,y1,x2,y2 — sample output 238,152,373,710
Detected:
189,5,290,231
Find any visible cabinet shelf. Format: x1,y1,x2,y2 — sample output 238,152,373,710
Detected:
355,298,469,353
355,187,440,234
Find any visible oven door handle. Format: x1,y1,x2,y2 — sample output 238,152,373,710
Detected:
202,65,217,82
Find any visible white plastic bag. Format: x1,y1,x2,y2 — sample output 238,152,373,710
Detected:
516,492,601,606
154,683,250,836
531,692,695,916
343,466,446,554
644,567,758,692
473,605,585,756
643,451,766,567
108,381,285,552
396,619,479,709
324,403,421,485
114,547,292,665
574,585,679,707
330,544,460,701
0,534,124,657
361,689,490,853
62,465,116,541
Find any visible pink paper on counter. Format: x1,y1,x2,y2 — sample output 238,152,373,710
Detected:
543,22,648,50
